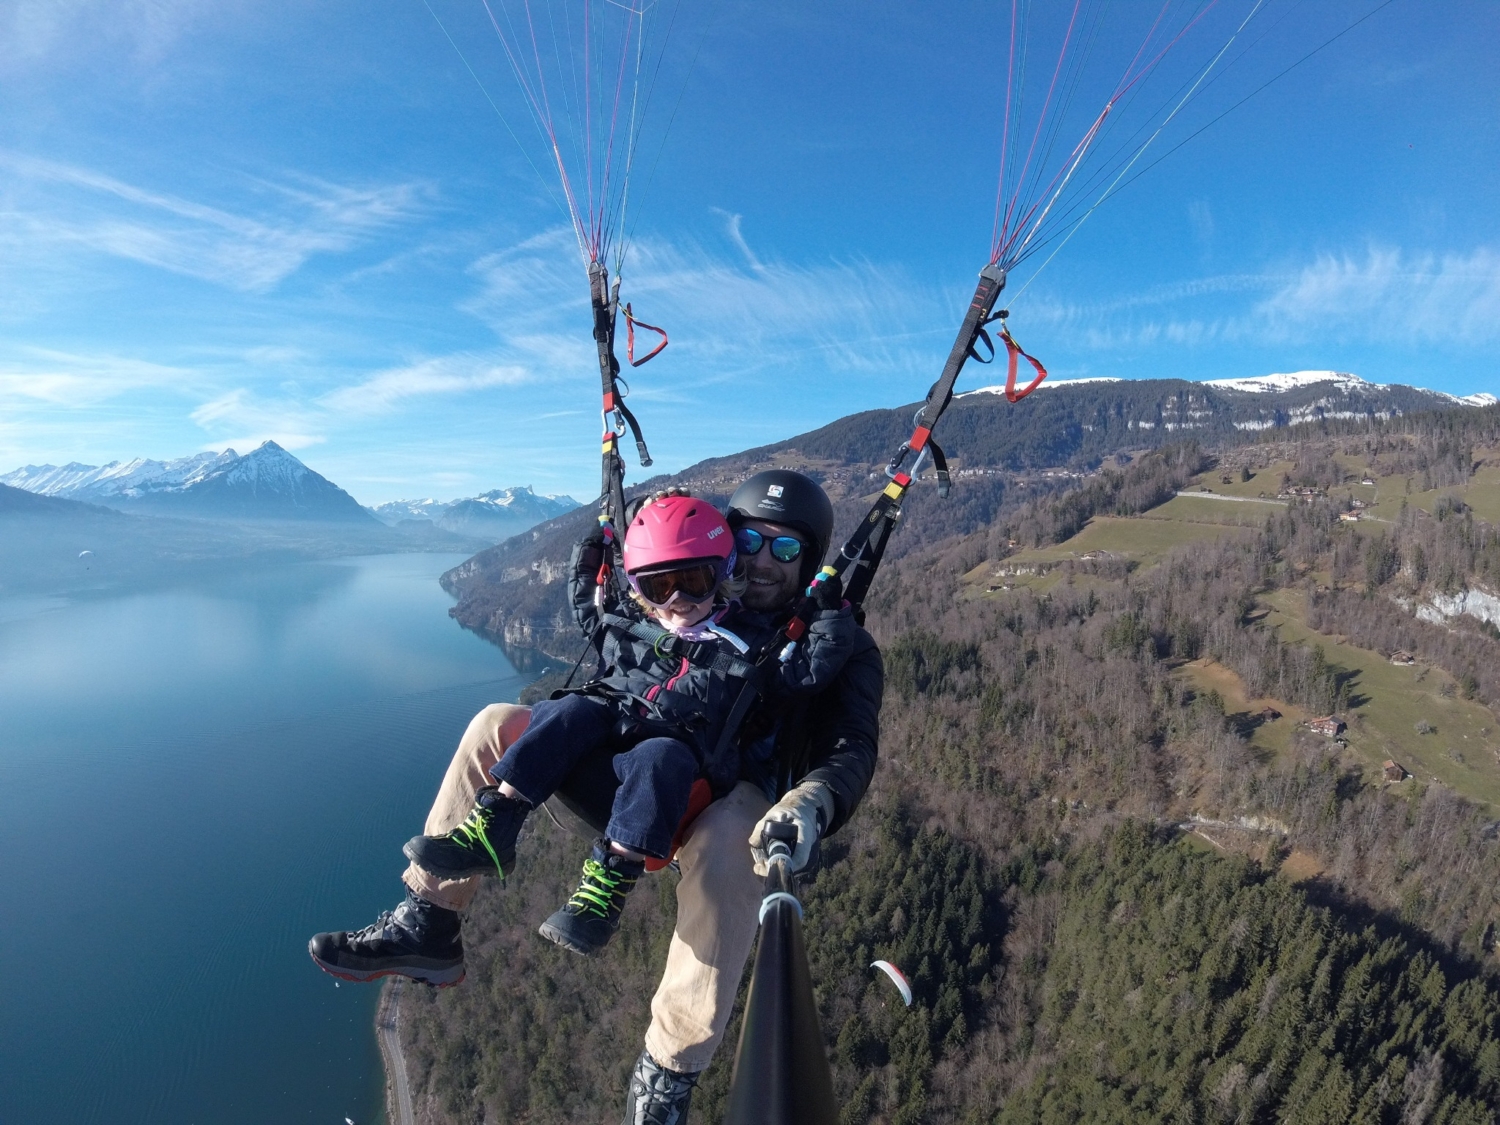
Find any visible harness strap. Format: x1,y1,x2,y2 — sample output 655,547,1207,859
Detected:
764,261,1043,653
599,613,761,682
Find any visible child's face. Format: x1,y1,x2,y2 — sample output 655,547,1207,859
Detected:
650,589,716,631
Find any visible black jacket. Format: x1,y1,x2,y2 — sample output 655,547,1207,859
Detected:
761,623,882,836
567,537,872,803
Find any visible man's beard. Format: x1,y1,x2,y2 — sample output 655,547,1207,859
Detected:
740,568,799,611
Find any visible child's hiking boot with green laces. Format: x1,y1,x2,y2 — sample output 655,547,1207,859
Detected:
403,785,530,880
538,839,645,955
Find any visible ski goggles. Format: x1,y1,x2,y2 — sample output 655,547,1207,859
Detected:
630,561,721,606
734,527,804,564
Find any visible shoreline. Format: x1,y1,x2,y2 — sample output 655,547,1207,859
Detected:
376,979,417,1125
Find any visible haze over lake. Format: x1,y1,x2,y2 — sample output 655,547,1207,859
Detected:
0,553,525,1124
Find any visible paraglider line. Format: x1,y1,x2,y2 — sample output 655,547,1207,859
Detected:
1003,0,1225,265
1104,0,1404,204
416,0,565,217
999,0,1084,257
1006,0,1269,299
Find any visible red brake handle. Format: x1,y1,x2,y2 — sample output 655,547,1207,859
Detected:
1000,324,1047,402
624,303,668,367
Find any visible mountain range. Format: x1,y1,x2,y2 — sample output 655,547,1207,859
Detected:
1,441,373,522
439,370,1500,656
369,487,579,540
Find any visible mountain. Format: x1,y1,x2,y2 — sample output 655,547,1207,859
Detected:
439,372,1498,659
0,482,119,517
2,442,375,523
406,401,1500,1125
369,486,580,542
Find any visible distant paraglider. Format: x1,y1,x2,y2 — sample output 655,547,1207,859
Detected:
870,960,913,1007
78,550,93,559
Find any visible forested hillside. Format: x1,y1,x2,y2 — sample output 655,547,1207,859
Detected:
402,403,1500,1123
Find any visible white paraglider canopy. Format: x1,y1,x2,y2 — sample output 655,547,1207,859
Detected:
870,960,912,1007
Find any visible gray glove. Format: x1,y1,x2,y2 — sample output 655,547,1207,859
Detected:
749,781,836,876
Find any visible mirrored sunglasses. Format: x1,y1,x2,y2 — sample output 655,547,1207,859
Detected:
734,527,804,563
633,562,720,606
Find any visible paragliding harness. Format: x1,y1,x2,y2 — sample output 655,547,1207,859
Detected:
551,264,769,868
549,261,1047,866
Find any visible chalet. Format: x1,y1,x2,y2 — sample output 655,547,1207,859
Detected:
1339,511,1361,522
1382,760,1410,783
1350,497,1367,509
1307,716,1346,737
1258,706,1282,722
1361,476,1377,486
1389,650,1416,666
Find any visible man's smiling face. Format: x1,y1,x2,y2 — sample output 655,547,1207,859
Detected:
737,519,805,611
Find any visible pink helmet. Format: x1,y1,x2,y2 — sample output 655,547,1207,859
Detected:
623,494,735,577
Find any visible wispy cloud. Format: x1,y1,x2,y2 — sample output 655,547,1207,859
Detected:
711,208,764,272
1,0,232,71
189,388,324,451
1256,246,1500,345
1021,245,1500,352
0,347,194,405
463,224,949,388
0,152,428,291
320,355,533,416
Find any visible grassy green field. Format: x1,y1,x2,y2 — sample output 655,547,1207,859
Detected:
1144,493,1283,527
1175,657,1306,761
1263,589,1500,809
998,515,1253,569
970,452,1500,809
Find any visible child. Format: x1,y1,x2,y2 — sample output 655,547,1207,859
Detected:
401,492,854,955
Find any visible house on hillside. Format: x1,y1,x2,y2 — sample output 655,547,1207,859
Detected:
1258,706,1282,722
1382,760,1410,783
1307,716,1346,737
1350,497,1367,509
1339,510,1361,522
1389,650,1416,666
1361,476,1377,486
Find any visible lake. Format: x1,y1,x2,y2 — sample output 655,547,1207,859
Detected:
0,553,527,1124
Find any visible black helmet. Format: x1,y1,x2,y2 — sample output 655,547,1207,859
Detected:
726,470,835,584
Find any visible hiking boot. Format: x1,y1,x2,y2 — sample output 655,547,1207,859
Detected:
538,840,645,956
308,889,465,987
620,1050,699,1125
403,786,530,880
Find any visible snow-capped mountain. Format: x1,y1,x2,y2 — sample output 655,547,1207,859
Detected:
1,442,374,523
960,369,1495,432
2,450,237,503
370,486,579,543
1207,370,1497,408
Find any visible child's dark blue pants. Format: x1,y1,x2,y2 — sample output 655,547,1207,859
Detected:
489,693,698,859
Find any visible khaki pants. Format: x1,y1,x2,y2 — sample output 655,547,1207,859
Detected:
403,703,770,1074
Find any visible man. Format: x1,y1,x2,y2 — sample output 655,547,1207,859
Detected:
308,469,883,1123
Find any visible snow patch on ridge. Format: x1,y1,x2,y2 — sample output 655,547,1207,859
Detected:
959,377,1122,399
1205,371,1370,394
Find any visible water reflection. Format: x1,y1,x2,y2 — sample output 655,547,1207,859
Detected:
0,553,525,1125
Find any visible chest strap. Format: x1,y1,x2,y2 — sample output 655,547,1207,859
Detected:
600,613,762,682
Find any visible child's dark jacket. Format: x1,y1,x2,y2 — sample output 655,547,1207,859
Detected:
563,534,856,795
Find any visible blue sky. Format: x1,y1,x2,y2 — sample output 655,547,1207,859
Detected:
1,0,1496,505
